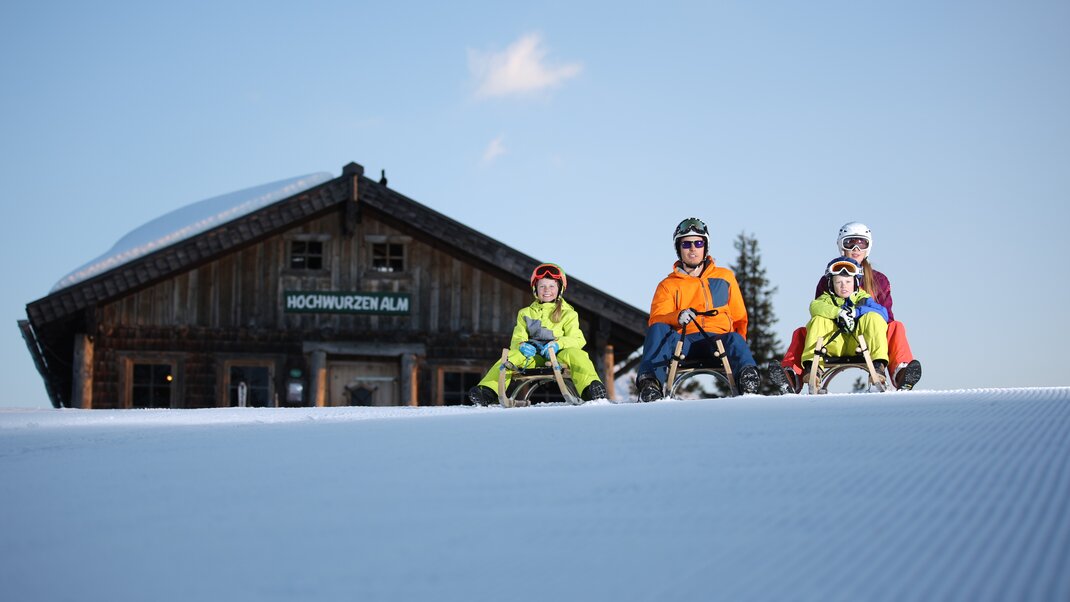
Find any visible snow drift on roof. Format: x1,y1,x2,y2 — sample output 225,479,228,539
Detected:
51,172,334,293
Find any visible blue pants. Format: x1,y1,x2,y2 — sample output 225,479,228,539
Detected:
637,322,756,385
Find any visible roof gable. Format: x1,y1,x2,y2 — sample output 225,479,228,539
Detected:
27,162,646,340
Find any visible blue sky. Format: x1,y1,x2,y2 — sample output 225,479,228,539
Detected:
2,0,1068,407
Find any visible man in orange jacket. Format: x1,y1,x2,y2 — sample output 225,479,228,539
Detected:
636,217,761,401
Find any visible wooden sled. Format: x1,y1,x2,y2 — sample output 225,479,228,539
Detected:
807,333,888,394
496,347,583,408
664,338,738,398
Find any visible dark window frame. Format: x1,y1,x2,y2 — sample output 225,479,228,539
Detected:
370,242,405,273
132,363,174,409
218,358,278,408
435,365,485,406
286,234,331,273
119,354,183,409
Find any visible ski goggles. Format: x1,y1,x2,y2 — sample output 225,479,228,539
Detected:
531,264,563,280
674,218,709,238
840,236,870,251
827,260,861,277
679,240,705,249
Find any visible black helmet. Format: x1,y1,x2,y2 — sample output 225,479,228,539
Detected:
673,217,709,258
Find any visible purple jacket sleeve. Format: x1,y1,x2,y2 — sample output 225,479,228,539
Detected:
871,270,894,322
813,277,826,300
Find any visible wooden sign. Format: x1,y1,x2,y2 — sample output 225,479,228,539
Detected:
284,291,411,315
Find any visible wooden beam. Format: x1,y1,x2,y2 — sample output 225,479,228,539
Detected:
604,345,615,400
402,353,418,407
310,350,327,407
71,334,94,409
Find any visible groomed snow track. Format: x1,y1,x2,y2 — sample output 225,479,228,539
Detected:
1,387,1067,601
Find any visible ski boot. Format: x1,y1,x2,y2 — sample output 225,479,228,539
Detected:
582,381,608,402
468,385,498,406
766,361,795,395
738,365,761,395
637,377,662,402
894,360,922,390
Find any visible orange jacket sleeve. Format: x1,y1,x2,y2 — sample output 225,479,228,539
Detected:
648,279,682,327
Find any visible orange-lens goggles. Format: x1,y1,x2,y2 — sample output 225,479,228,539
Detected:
828,260,860,277
532,265,562,280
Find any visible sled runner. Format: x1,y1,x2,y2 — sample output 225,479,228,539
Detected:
664,334,738,398
807,333,888,394
496,347,583,408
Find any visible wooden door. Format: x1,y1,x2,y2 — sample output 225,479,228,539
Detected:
327,360,399,406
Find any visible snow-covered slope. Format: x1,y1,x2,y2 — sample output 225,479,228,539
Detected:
50,172,334,292
2,388,1068,601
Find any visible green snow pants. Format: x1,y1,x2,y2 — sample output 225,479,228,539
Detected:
801,312,889,365
477,347,602,397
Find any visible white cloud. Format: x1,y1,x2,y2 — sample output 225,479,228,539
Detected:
482,135,507,163
469,33,582,98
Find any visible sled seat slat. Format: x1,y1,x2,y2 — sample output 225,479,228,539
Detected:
823,356,868,365
511,366,571,381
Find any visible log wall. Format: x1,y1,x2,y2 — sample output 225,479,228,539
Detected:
88,209,577,408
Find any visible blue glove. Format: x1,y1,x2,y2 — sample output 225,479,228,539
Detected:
856,298,890,323
519,342,539,358
540,341,560,359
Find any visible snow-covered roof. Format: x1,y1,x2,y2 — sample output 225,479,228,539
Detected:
51,172,334,293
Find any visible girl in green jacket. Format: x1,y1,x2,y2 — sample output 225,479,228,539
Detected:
468,263,607,405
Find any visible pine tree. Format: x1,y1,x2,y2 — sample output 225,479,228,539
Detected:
713,232,784,396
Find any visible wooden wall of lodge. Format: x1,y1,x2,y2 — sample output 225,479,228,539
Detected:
86,210,600,408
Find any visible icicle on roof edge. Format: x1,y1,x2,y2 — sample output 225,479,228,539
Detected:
51,172,335,293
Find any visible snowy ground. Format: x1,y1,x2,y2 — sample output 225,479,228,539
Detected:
2,388,1068,601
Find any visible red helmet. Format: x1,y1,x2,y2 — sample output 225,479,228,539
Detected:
530,263,567,298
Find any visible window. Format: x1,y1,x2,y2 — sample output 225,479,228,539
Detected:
290,240,324,270
227,365,273,407
132,363,174,408
122,356,181,409
442,371,483,406
371,242,404,273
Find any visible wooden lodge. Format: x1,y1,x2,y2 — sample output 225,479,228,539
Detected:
19,162,647,409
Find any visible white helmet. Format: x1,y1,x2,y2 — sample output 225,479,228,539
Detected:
837,222,872,256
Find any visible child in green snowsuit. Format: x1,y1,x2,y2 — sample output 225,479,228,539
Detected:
802,256,890,370
468,263,607,404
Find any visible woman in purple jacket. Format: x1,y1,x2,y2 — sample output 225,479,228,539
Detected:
771,222,922,393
